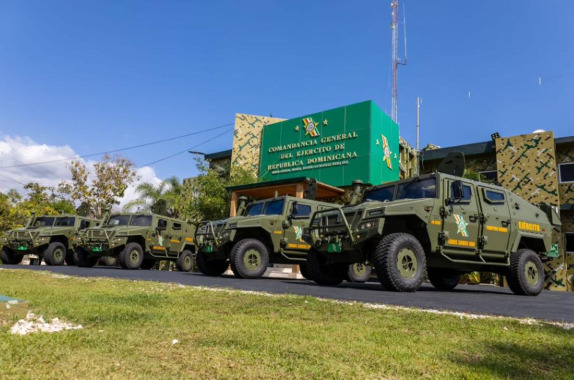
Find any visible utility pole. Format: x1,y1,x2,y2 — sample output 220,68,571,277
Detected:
391,0,407,124
416,96,421,176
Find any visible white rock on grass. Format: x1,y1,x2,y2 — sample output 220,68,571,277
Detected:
10,312,83,336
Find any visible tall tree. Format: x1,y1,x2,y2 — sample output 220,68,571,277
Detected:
58,154,138,218
124,176,184,217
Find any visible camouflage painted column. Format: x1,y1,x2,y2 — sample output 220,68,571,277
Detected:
230,114,285,177
557,144,574,291
495,131,566,291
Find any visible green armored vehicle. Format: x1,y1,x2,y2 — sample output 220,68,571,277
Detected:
1,214,100,266
195,195,347,279
74,212,196,271
307,169,560,296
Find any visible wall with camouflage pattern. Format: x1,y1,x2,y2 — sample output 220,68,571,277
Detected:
556,143,574,291
230,114,285,177
399,137,418,179
495,131,566,291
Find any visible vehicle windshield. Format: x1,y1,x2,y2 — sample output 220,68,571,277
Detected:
55,217,75,227
32,217,55,228
364,185,395,202
106,215,131,226
130,215,152,226
396,177,437,200
245,199,285,216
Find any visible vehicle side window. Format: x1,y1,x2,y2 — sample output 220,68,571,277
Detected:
452,183,473,202
293,203,312,217
79,220,90,230
158,219,168,229
484,189,505,204
173,223,182,230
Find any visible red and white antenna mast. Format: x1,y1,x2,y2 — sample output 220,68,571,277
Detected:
391,0,407,123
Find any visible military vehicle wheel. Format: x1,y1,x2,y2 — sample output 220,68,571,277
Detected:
306,249,347,286
176,250,194,272
506,249,544,296
119,243,144,269
347,262,372,283
299,263,310,280
230,239,270,279
43,242,66,266
65,252,77,266
74,248,98,268
140,259,156,270
373,233,426,292
99,256,117,267
196,250,228,276
427,268,460,291
1,247,23,265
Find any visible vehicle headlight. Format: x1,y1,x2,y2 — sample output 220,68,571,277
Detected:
357,220,379,231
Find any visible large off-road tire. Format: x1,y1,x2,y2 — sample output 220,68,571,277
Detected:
306,249,347,286
229,239,270,279
119,243,144,270
43,242,66,266
73,247,98,268
372,233,426,292
427,268,460,291
1,247,23,265
140,259,156,270
506,249,544,296
65,252,77,266
347,262,372,283
299,262,310,280
99,256,117,267
176,250,194,272
196,250,228,276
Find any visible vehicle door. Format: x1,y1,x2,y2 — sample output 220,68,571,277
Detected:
477,186,512,255
169,222,185,255
282,201,313,253
441,179,480,256
154,218,170,256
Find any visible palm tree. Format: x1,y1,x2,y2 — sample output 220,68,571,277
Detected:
124,176,183,217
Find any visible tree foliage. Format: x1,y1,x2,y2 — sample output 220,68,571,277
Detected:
58,154,138,218
124,176,184,217
180,161,258,224
0,183,75,233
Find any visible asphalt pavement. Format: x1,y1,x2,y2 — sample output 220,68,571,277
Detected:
2,264,574,323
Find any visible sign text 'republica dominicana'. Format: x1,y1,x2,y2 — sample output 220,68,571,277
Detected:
258,101,400,187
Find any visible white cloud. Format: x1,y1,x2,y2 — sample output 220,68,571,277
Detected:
0,135,162,209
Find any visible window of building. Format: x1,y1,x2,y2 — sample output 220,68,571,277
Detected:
480,170,498,183
559,163,574,183
566,233,574,254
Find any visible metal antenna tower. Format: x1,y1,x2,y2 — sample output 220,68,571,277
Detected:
391,0,407,123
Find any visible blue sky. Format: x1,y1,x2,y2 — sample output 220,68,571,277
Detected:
0,0,573,184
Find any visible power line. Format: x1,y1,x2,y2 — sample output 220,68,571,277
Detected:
0,122,233,169
141,128,233,167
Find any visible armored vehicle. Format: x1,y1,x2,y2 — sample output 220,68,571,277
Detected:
1,214,100,266
74,212,196,271
306,172,560,296
195,195,353,279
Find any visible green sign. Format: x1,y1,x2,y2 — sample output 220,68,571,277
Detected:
258,101,399,187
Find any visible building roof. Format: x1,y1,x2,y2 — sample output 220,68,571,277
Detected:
227,177,346,200
421,135,574,162
203,149,232,161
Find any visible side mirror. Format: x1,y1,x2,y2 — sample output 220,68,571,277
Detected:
451,180,463,203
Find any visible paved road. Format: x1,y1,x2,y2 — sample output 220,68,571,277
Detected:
3,264,574,323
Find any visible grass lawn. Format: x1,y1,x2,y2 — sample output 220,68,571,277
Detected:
0,269,573,379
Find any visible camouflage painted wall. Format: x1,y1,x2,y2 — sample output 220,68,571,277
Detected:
230,114,285,176
495,132,566,291
495,132,559,205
